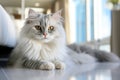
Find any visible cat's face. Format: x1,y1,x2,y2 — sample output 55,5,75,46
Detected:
22,9,64,43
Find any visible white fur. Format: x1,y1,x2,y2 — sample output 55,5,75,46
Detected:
8,9,97,70
71,53,97,64
66,48,96,65
9,10,67,70
11,27,67,68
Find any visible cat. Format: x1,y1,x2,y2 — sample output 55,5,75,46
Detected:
8,9,120,70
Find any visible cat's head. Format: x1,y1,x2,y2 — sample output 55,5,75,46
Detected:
21,9,65,43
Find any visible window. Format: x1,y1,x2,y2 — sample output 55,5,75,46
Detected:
94,0,111,40
69,0,111,51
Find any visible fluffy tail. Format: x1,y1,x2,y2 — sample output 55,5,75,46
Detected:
67,48,97,64
67,43,120,62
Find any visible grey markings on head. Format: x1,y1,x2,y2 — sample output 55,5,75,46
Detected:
42,15,49,27
39,15,49,33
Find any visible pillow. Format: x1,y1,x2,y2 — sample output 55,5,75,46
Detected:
0,5,16,47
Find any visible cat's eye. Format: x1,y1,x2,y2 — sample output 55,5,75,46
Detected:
48,26,54,30
34,25,41,30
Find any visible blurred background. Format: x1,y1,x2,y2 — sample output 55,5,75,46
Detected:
0,0,120,62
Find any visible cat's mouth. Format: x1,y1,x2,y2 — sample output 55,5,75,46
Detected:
35,34,47,39
36,33,47,38
35,33,50,41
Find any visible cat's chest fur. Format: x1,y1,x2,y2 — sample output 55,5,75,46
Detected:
20,38,66,61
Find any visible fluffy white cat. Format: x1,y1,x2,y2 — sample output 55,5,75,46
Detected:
8,9,119,70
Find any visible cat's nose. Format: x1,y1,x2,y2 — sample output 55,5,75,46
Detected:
43,33,47,38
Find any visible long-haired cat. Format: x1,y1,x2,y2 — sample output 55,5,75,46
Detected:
8,9,120,70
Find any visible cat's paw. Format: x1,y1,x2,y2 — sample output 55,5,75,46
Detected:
39,62,55,70
54,61,65,70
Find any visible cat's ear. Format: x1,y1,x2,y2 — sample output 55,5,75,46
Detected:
52,9,63,20
28,9,37,18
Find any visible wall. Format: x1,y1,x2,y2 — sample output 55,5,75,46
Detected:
111,10,120,56
52,0,71,44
